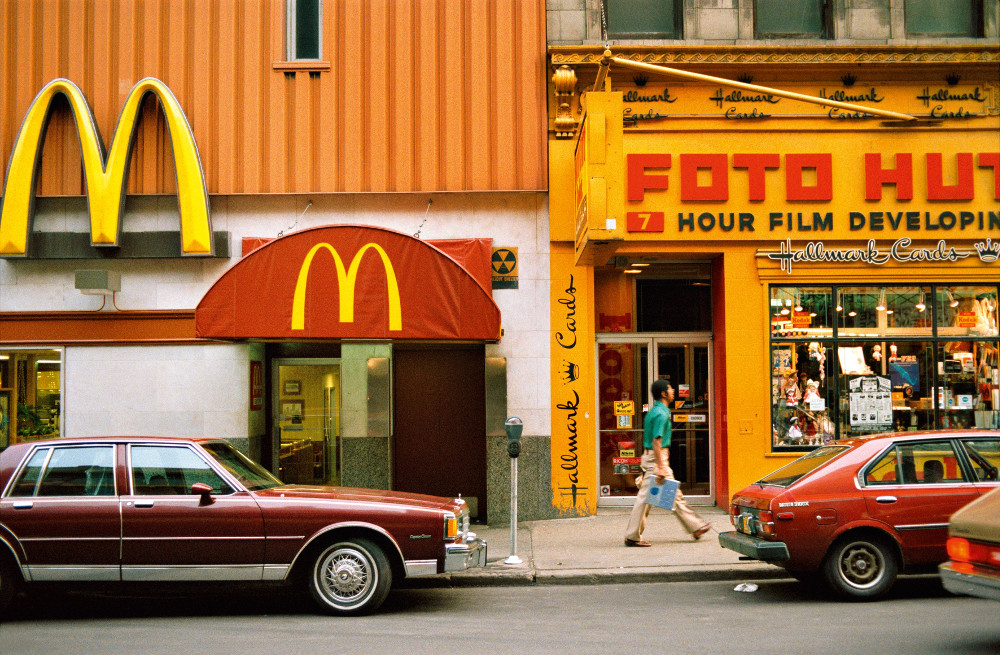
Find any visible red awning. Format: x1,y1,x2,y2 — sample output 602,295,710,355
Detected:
196,225,501,341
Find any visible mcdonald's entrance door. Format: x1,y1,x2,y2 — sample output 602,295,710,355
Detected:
273,359,341,485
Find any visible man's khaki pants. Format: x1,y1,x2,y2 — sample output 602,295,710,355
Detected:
625,450,707,541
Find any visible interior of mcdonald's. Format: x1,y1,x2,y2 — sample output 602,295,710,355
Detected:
0,350,63,450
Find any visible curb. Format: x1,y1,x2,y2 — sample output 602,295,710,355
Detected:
400,563,791,589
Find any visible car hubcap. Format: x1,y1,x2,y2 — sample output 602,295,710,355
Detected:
839,542,883,588
318,546,373,605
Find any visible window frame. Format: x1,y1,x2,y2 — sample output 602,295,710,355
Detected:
603,0,684,40
286,0,323,62
128,443,237,497
753,0,831,39
6,444,116,498
903,0,983,38
769,283,1000,453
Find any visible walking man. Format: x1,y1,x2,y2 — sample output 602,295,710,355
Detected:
624,379,711,547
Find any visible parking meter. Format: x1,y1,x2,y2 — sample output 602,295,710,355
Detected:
504,417,523,565
505,416,523,458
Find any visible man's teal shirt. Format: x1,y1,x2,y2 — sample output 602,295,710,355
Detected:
642,401,672,449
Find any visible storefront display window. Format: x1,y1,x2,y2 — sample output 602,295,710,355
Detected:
0,349,62,449
770,285,1000,451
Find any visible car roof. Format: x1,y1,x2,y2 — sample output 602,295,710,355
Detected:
834,429,999,448
6,436,215,447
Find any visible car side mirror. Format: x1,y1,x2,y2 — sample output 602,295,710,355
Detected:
191,482,215,505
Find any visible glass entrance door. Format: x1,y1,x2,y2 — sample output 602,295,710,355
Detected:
272,359,341,486
597,336,713,505
655,341,712,498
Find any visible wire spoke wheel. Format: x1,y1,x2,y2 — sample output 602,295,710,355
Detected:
308,538,391,615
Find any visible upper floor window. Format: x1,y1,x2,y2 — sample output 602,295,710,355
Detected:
755,0,829,39
287,0,322,60
905,0,982,37
604,0,683,40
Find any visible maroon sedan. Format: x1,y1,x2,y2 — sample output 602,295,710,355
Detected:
720,430,1000,600
0,436,485,615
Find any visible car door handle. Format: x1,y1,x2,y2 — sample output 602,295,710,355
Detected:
133,500,155,508
876,495,897,504
12,501,33,509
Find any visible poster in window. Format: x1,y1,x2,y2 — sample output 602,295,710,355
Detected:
848,376,892,431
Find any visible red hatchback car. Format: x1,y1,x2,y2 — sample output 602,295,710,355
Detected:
720,430,1000,600
0,436,485,615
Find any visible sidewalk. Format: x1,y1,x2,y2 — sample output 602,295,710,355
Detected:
421,505,791,588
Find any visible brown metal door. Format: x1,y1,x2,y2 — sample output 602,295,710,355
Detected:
393,347,487,520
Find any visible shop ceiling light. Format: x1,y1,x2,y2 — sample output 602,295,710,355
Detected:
916,292,926,312
794,291,802,312
624,268,642,274
835,291,842,312
947,289,959,308
876,288,886,312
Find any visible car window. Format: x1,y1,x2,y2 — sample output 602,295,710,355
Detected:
865,447,911,485
131,445,234,496
9,446,115,497
201,441,283,491
897,441,966,484
757,445,851,487
962,438,1000,482
8,448,50,497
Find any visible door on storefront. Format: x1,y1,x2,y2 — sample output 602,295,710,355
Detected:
272,359,341,486
393,346,487,520
597,335,713,506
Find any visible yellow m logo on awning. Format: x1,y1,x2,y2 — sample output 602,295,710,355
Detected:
292,243,402,331
0,77,212,256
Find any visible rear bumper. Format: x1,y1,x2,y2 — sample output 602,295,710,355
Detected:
444,535,488,572
719,530,790,562
940,562,1000,601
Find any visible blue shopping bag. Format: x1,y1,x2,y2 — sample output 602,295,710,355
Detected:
645,477,680,510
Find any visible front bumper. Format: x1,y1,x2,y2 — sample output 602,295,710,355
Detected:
719,530,790,562
940,562,1000,601
444,534,488,572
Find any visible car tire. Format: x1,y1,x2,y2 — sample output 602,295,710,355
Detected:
0,556,19,615
822,534,898,600
308,538,392,615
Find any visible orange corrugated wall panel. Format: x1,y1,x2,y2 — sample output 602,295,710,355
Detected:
0,0,546,195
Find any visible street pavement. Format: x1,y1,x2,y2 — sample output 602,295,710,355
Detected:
422,505,791,588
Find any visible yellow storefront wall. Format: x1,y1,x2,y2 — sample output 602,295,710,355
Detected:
550,81,999,511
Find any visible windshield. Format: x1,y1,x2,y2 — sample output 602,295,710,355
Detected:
202,441,284,491
757,445,851,487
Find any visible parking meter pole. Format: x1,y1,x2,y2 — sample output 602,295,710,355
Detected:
503,416,523,566
504,456,521,565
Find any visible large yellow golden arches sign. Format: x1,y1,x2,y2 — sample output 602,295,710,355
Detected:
0,77,212,257
291,242,403,331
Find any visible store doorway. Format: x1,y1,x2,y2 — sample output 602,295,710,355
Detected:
597,335,714,506
393,346,487,519
272,359,341,486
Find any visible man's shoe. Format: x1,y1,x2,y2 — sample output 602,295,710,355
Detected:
692,525,711,540
624,538,652,547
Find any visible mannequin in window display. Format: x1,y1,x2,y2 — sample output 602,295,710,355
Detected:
807,342,826,383
787,417,803,444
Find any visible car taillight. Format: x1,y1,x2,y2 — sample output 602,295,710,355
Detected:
757,510,775,537
947,537,970,562
949,537,1000,570
729,504,739,527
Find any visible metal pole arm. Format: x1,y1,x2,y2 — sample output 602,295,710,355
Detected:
606,54,918,122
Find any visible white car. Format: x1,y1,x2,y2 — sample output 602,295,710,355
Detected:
940,486,1000,601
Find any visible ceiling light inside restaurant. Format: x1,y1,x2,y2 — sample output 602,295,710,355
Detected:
876,288,886,312
947,289,959,307
916,292,926,312
624,268,642,274
794,291,802,312
835,291,842,312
